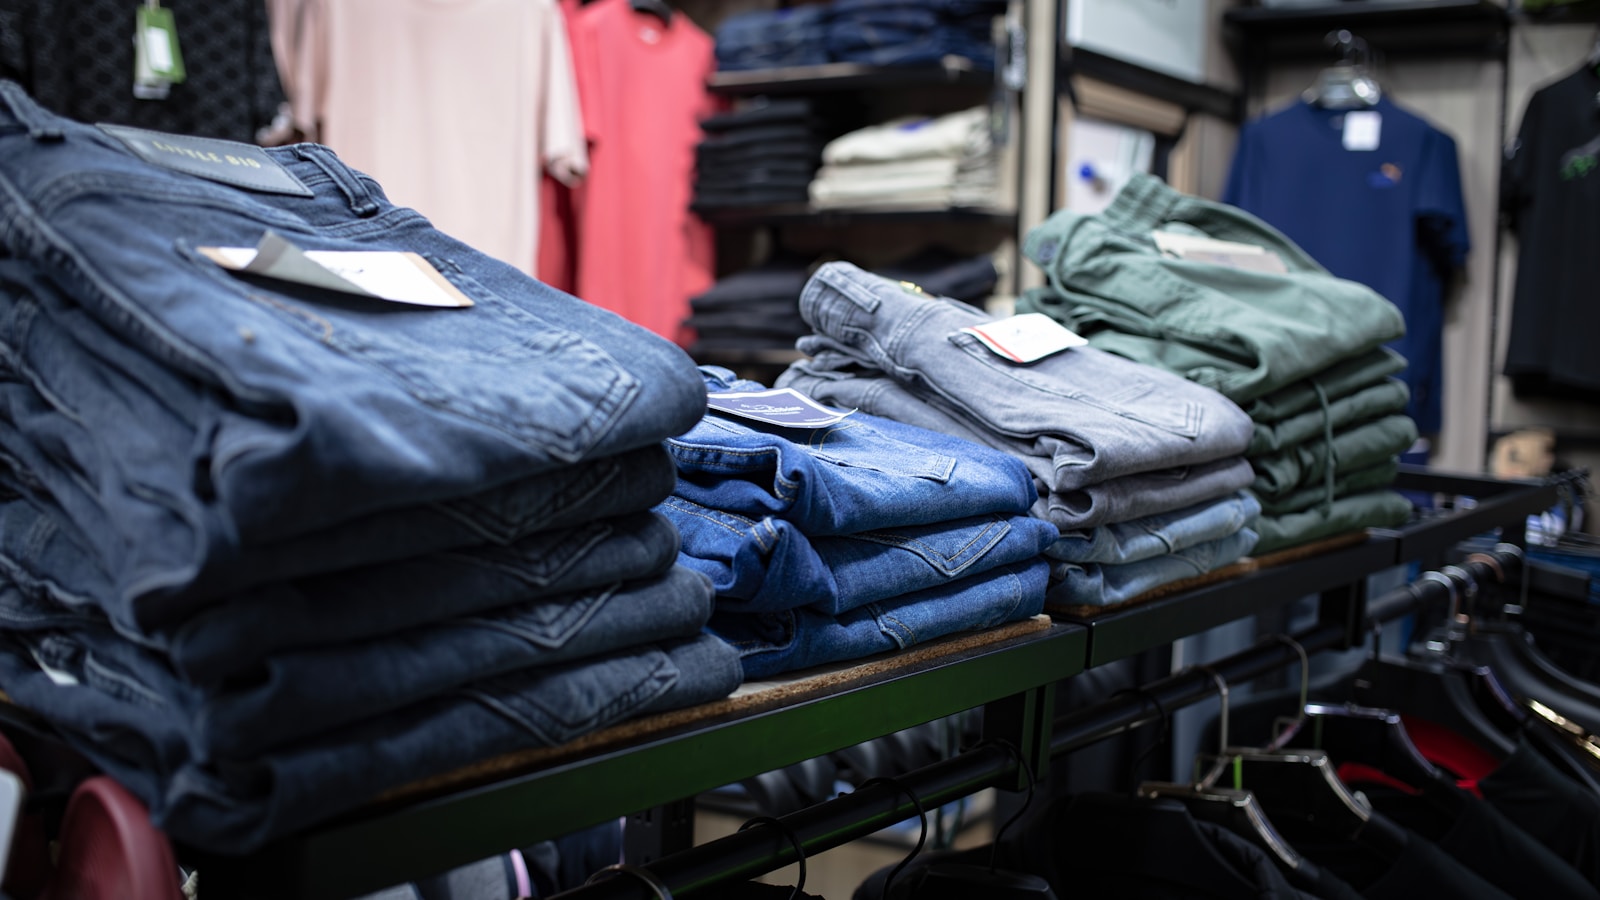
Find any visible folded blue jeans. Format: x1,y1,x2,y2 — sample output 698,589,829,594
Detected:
662,495,1056,614
2,566,713,761
0,258,678,620
0,491,683,683
715,7,829,70
709,558,1047,677
0,622,741,854
671,367,1036,535
1047,491,1261,566
0,82,706,625
778,352,1255,529
1046,527,1260,608
785,262,1254,494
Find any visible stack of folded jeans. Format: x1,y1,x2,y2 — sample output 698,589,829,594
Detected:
694,99,831,210
0,81,743,854
825,0,1004,70
809,106,1000,210
1018,173,1417,555
686,256,814,355
657,367,1055,678
778,262,1263,610
714,5,831,71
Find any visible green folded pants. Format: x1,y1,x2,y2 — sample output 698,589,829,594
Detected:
1250,414,1418,501
1251,490,1413,556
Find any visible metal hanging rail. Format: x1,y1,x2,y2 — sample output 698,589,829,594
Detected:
549,546,1525,899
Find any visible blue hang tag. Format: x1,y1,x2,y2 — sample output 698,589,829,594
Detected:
706,388,855,429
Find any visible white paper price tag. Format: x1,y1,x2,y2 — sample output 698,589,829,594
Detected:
1342,111,1382,151
706,388,855,429
959,313,1086,363
200,231,473,308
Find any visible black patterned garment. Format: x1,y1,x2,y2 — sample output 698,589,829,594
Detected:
0,0,282,142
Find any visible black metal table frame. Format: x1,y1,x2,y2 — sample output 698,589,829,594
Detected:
187,467,1559,898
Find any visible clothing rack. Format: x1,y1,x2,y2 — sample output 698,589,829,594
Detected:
551,544,1527,899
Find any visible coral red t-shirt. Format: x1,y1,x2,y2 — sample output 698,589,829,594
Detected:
563,0,716,345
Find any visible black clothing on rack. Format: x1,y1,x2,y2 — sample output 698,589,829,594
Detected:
0,0,283,141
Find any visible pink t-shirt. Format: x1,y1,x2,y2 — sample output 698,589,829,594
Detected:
268,0,586,275
566,0,716,345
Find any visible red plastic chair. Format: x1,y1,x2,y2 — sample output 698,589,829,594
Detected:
0,733,48,900
42,776,182,900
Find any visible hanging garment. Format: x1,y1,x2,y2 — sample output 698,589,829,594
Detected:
267,0,587,275
1501,65,1600,401
1224,98,1470,434
0,0,282,141
564,0,717,344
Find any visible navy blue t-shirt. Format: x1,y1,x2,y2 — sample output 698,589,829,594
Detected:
1224,98,1470,435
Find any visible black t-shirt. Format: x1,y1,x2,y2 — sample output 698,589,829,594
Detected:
1501,65,1600,400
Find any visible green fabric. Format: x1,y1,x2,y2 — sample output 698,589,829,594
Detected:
1249,379,1410,456
1256,460,1400,517
1244,348,1408,424
1251,490,1413,555
1249,414,1419,501
1022,174,1404,404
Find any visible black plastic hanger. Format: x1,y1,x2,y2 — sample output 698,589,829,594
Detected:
1301,701,1466,817
1351,572,1516,758
737,816,807,900
910,742,1056,900
629,0,673,24
1209,636,1406,862
1303,29,1381,109
1139,666,1307,871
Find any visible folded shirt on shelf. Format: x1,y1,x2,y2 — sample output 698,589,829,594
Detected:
808,106,999,209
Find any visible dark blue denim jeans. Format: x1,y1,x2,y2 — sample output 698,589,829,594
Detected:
0,618,741,853
715,7,829,70
1047,528,1260,607
1,565,713,760
709,558,1047,677
0,258,678,624
662,496,1056,615
0,491,684,683
0,82,706,629
672,367,1036,535
782,262,1254,494
779,352,1255,529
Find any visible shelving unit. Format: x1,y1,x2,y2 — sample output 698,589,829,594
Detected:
694,204,1017,228
707,62,995,97
182,470,1565,899
1223,0,1510,58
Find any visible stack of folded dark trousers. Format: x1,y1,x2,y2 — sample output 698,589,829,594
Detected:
685,248,998,358
694,99,829,210
825,0,1004,69
778,262,1262,610
714,5,831,71
656,367,1056,678
712,0,1003,72
0,82,743,854
1018,174,1417,555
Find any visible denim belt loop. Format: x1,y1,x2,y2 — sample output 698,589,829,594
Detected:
292,144,380,217
0,82,63,142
